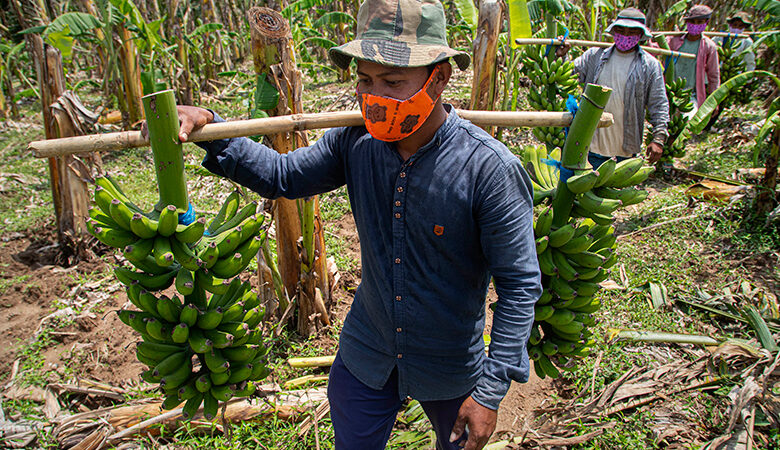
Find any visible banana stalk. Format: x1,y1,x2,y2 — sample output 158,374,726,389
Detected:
141,90,189,212
551,84,612,228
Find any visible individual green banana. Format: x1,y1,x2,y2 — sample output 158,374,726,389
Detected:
153,351,189,377
137,290,162,318
146,318,171,341
208,278,243,309
153,235,175,267
196,373,213,393
195,270,231,295
548,224,576,248
210,384,235,402
571,280,599,297
221,301,246,323
536,290,553,305
126,284,144,309
175,267,195,296
550,276,577,299
89,223,138,249
207,191,240,235
537,354,560,378
202,392,219,421
137,340,184,361
589,233,616,252
93,185,116,216
197,307,224,330
544,308,576,326
179,304,199,327
88,206,121,229
236,235,263,266
210,253,244,280
130,213,158,239
576,191,623,215
534,205,554,238
250,362,270,380
594,186,648,206
156,295,182,323
178,379,200,402
238,285,258,310
592,158,616,188
238,214,265,243
125,255,176,276
222,344,260,364
565,170,600,194
537,247,557,276
188,328,213,353
212,226,244,257
114,267,176,291
172,323,190,344
603,158,643,187
614,166,654,188
571,205,613,226
228,364,253,384
242,308,264,329
541,340,559,356
108,199,134,231
218,321,249,339
124,238,154,261
169,238,202,271
175,217,206,244
557,234,592,254
159,361,193,390
551,249,579,281
97,175,145,213
210,369,231,386
204,349,230,373
197,242,219,269
211,202,258,236
534,304,554,321
204,329,234,348
158,205,179,237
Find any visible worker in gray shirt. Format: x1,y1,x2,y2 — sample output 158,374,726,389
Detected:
558,8,669,168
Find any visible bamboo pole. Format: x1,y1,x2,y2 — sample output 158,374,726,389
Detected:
514,38,696,59
28,110,615,158
652,31,772,38
287,355,336,368
141,90,190,211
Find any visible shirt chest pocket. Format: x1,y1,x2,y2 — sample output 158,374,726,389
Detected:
403,183,477,255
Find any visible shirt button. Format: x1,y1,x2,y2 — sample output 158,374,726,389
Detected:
394,213,401,219
396,327,402,332
397,186,403,192
395,201,401,206
395,258,401,264
397,353,403,359
399,172,406,178
396,295,402,301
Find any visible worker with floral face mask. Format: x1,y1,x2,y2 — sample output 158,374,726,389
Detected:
557,8,670,168
163,0,541,448
668,4,721,112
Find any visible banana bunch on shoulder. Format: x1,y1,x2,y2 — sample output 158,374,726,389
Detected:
528,156,653,379
89,176,272,419
646,79,693,162
118,279,269,420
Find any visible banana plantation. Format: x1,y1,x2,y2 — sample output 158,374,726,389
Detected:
0,0,778,448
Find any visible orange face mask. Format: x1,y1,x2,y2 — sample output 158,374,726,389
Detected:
357,65,442,142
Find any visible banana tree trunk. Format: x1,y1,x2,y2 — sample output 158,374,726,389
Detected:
118,24,144,126
75,0,108,79
169,0,193,105
248,6,330,338
12,0,98,246
469,0,503,134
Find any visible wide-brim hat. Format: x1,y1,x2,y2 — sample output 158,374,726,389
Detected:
683,4,713,20
605,8,652,40
328,0,470,71
727,11,752,26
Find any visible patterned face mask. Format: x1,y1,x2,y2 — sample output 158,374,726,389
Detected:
613,32,641,51
357,65,442,142
686,22,708,36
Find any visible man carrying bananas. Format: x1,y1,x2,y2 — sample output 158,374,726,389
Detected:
714,12,756,72
667,4,721,115
557,8,670,168
167,0,541,448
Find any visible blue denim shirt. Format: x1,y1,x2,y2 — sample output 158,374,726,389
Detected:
197,106,541,410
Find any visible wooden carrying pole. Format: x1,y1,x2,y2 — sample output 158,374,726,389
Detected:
514,38,696,59
29,110,615,158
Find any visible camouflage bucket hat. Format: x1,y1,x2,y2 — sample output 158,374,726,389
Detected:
328,0,471,71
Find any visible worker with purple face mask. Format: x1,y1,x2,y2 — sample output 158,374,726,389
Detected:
668,4,720,114
557,8,670,168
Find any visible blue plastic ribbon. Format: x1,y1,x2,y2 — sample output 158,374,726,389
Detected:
541,158,575,182
544,27,570,57
564,93,578,137
178,203,196,226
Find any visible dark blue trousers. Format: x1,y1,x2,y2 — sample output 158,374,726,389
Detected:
327,352,470,449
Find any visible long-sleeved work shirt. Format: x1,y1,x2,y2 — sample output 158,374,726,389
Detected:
668,35,720,107
714,35,756,72
573,46,670,155
197,106,542,410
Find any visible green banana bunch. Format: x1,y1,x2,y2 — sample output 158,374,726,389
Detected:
521,45,580,151
90,177,271,420
645,77,693,162
523,150,653,379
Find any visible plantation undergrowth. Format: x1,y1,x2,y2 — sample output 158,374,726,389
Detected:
0,71,777,448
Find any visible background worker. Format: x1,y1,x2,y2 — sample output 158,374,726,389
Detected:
668,4,720,114
714,12,756,71
164,0,542,448
557,8,669,168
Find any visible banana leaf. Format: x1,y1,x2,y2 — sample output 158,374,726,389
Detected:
254,74,280,111
508,0,533,46
313,11,355,28
451,0,478,34
296,36,338,50
672,70,780,148
655,0,687,28
188,23,223,39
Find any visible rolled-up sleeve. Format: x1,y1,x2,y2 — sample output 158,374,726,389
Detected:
471,157,542,410
197,113,347,199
